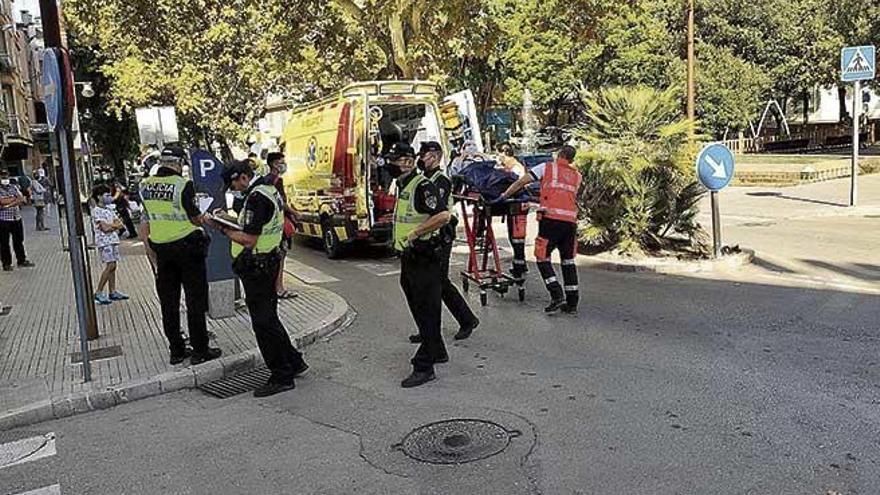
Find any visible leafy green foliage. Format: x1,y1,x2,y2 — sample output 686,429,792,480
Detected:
575,86,707,255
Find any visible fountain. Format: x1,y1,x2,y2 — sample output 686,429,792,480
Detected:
521,88,538,154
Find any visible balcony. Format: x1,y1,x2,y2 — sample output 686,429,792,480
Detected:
6,114,24,136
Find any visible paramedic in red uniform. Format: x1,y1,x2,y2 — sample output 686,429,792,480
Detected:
497,145,582,314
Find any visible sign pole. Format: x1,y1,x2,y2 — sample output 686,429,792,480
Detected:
711,191,722,259
851,80,860,207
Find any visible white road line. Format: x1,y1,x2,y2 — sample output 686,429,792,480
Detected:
284,259,340,284
18,484,62,495
0,433,56,470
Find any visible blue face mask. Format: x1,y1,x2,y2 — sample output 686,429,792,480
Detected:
102,194,114,205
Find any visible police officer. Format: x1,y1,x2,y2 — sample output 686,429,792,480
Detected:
213,161,307,397
408,141,479,344
386,143,451,388
139,147,222,364
498,145,582,314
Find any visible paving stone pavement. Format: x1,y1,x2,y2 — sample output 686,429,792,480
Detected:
0,206,350,429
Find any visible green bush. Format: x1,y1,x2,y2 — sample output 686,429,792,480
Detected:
575,86,708,256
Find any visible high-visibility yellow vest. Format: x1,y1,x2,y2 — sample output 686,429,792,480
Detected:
393,173,437,251
140,175,199,244
231,184,283,259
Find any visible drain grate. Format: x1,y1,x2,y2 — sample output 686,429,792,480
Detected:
396,419,520,465
199,367,271,399
70,345,124,363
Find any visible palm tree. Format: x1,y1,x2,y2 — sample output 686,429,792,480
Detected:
575,86,708,256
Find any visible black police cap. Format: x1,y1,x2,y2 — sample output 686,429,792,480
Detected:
386,142,416,159
221,160,253,186
160,146,188,162
419,141,443,154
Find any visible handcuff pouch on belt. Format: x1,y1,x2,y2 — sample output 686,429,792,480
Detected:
233,248,282,277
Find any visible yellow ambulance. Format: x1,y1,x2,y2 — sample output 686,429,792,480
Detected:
280,81,481,258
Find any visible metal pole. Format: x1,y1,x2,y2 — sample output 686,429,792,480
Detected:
58,125,91,381
686,0,696,122
156,108,165,149
711,191,722,259
851,80,860,207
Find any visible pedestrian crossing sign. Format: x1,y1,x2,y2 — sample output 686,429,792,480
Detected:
841,45,876,82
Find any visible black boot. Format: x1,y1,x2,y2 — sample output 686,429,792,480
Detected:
169,347,192,365
253,380,295,398
190,347,222,365
544,300,566,314
401,370,436,388
454,318,480,340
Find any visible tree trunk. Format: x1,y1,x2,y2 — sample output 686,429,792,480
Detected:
838,86,850,122
388,1,413,79
801,89,809,126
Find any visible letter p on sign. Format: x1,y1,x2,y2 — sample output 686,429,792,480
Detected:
199,159,215,177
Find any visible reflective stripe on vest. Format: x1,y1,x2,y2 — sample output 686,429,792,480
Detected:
393,174,437,251
539,160,581,223
231,184,283,259
140,175,200,244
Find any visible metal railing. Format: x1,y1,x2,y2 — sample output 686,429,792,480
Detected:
5,115,24,136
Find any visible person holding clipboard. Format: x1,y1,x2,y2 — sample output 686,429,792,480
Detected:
208,161,307,398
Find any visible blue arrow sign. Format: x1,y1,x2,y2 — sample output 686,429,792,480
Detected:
41,49,62,131
841,45,876,82
696,143,735,191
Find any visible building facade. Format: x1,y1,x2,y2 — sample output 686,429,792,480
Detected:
0,0,37,177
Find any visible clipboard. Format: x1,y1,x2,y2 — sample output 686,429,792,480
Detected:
206,212,244,231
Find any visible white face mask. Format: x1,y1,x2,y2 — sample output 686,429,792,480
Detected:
0,179,9,186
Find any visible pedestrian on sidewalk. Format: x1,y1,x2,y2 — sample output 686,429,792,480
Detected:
386,143,451,388
408,141,479,345
139,146,222,366
262,152,298,300
31,172,48,231
112,184,138,239
91,185,129,305
212,161,307,398
498,145,582,314
0,169,35,272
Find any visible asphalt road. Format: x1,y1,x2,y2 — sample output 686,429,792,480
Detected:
2,241,879,495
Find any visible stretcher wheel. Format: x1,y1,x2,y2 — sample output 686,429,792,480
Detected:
480,292,488,306
461,277,469,293
518,287,525,302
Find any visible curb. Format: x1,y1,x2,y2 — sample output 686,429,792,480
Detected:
0,296,355,432
578,249,755,274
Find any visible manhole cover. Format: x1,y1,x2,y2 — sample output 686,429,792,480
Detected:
199,367,271,399
397,419,520,465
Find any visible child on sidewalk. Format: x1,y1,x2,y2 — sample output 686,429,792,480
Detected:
92,184,129,305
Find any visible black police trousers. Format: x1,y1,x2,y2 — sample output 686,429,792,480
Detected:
534,218,579,308
238,256,303,384
441,240,477,329
152,235,210,355
401,249,446,372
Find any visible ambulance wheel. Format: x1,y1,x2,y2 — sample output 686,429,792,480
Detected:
321,223,343,259
480,292,488,306
518,287,526,302
461,277,469,293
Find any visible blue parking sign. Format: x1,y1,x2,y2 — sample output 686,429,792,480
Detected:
696,143,735,191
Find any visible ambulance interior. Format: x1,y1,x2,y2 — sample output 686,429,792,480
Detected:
365,102,443,221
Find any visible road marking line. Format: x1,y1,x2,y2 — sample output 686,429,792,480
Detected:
18,484,62,495
284,259,340,284
0,433,56,470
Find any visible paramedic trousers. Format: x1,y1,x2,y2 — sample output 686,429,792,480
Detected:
534,218,579,308
401,249,446,372
441,239,478,329
238,256,304,384
151,233,211,355
506,209,528,278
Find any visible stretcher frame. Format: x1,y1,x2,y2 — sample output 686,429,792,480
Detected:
454,191,527,306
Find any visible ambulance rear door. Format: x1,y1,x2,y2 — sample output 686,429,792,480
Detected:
440,89,484,155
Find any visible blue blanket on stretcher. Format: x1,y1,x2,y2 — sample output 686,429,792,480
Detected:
451,160,530,201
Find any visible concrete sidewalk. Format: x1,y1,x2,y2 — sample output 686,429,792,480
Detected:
698,174,880,292
0,207,351,430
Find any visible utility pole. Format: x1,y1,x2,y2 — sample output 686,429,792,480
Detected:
686,0,696,122
39,0,99,381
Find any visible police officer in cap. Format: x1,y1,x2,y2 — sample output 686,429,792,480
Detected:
408,141,479,345
139,146,222,365
212,161,307,397
387,142,451,388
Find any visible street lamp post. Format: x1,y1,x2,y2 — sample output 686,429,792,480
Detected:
686,0,696,123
